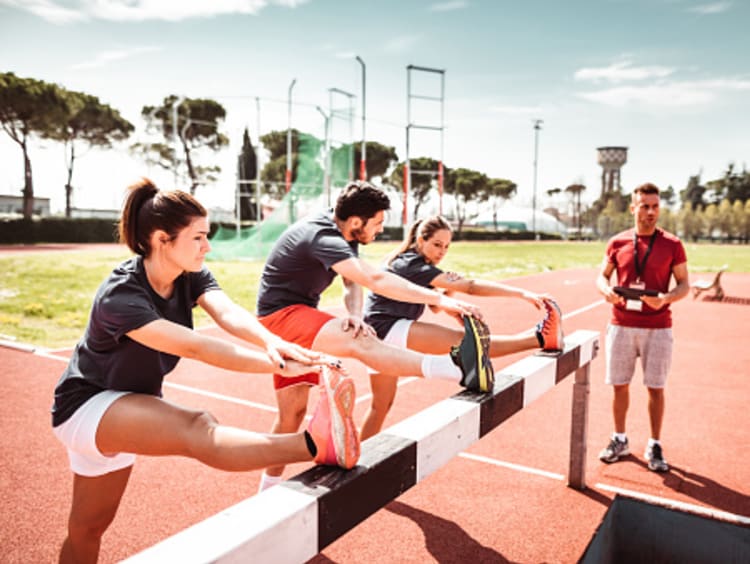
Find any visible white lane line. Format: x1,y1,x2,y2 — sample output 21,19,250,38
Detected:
163,382,278,413
561,299,605,320
595,482,750,526
456,454,750,526
458,452,565,481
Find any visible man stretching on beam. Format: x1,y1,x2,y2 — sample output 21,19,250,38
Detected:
255,181,492,491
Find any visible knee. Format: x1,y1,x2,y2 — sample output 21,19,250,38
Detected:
68,507,116,542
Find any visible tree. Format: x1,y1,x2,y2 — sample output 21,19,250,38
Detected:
238,127,258,221
680,174,706,209
565,183,586,237
677,202,702,242
445,167,488,234
485,178,517,231
0,72,68,219
390,157,442,219
140,95,229,194
50,90,133,217
353,141,398,180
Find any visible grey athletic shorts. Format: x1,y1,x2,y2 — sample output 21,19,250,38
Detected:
605,325,673,388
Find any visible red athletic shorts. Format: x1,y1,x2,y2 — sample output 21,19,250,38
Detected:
258,304,334,390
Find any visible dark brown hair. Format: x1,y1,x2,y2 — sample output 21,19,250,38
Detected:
118,178,207,256
334,180,391,221
632,182,660,201
387,215,452,265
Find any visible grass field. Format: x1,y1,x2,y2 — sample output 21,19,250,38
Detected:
1,240,747,349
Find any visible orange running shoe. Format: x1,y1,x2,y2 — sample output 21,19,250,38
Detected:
307,366,360,469
536,298,564,352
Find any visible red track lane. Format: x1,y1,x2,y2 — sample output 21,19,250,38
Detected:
1,268,748,563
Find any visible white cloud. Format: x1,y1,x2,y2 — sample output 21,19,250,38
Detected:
70,46,163,70
576,78,750,108
575,60,675,83
0,0,309,23
0,0,85,24
429,1,468,12
687,1,732,15
384,34,420,53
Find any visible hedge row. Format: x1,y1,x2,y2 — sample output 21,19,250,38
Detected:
0,218,562,245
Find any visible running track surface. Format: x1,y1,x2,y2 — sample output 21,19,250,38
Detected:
1,258,748,563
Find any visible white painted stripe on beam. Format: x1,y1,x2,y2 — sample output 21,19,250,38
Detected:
496,354,556,407
595,483,750,526
387,397,480,482
564,329,600,365
123,485,319,564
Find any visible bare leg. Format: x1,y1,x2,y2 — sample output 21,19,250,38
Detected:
488,333,540,357
613,384,629,434
96,394,312,471
312,319,426,375
360,373,398,441
647,387,665,440
60,467,131,564
263,385,312,478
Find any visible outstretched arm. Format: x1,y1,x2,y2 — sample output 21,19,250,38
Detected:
430,271,545,310
197,289,324,368
127,319,325,377
332,257,483,319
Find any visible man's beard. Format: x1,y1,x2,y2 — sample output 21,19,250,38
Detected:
351,228,371,244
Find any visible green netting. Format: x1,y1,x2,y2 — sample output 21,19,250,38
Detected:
208,134,353,261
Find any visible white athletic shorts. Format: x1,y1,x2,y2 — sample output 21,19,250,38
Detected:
52,390,136,477
605,325,673,389
367,319,414,374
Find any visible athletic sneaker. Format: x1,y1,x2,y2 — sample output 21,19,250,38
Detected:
599,436,630,463
451,314,494,392
307,366,360,469
536,298,564,352
645,443,669,472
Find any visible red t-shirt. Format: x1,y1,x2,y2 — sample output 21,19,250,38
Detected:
605,228,687,328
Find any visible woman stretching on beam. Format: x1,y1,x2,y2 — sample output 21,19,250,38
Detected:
360,215,564,440
51,179,358,564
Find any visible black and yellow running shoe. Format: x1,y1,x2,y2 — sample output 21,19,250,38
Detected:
450,314,494,392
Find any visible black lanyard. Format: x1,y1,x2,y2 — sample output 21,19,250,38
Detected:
633,229,658,281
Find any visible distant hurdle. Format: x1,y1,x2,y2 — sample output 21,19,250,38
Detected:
124,329,599,564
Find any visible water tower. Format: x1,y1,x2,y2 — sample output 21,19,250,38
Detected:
597,146,628,198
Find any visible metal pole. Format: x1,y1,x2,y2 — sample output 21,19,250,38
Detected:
255,97,262,226
286,78,296,193
316,106,331,207
532,119,543,239
355,55,366,181
172,96,185,188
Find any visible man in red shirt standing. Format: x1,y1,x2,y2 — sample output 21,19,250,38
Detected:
596,182,689,472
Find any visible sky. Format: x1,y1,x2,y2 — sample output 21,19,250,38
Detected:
1,0,748,217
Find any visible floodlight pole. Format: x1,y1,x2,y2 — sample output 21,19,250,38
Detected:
255,97,262,226
355,55,366,181
286,78,296,193
316,105,331,207
532,119,543,239
172,96,186,189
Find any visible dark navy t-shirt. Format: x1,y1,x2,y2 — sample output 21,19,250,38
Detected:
363,250,443,339
256,211,359,317
51,256,220,427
